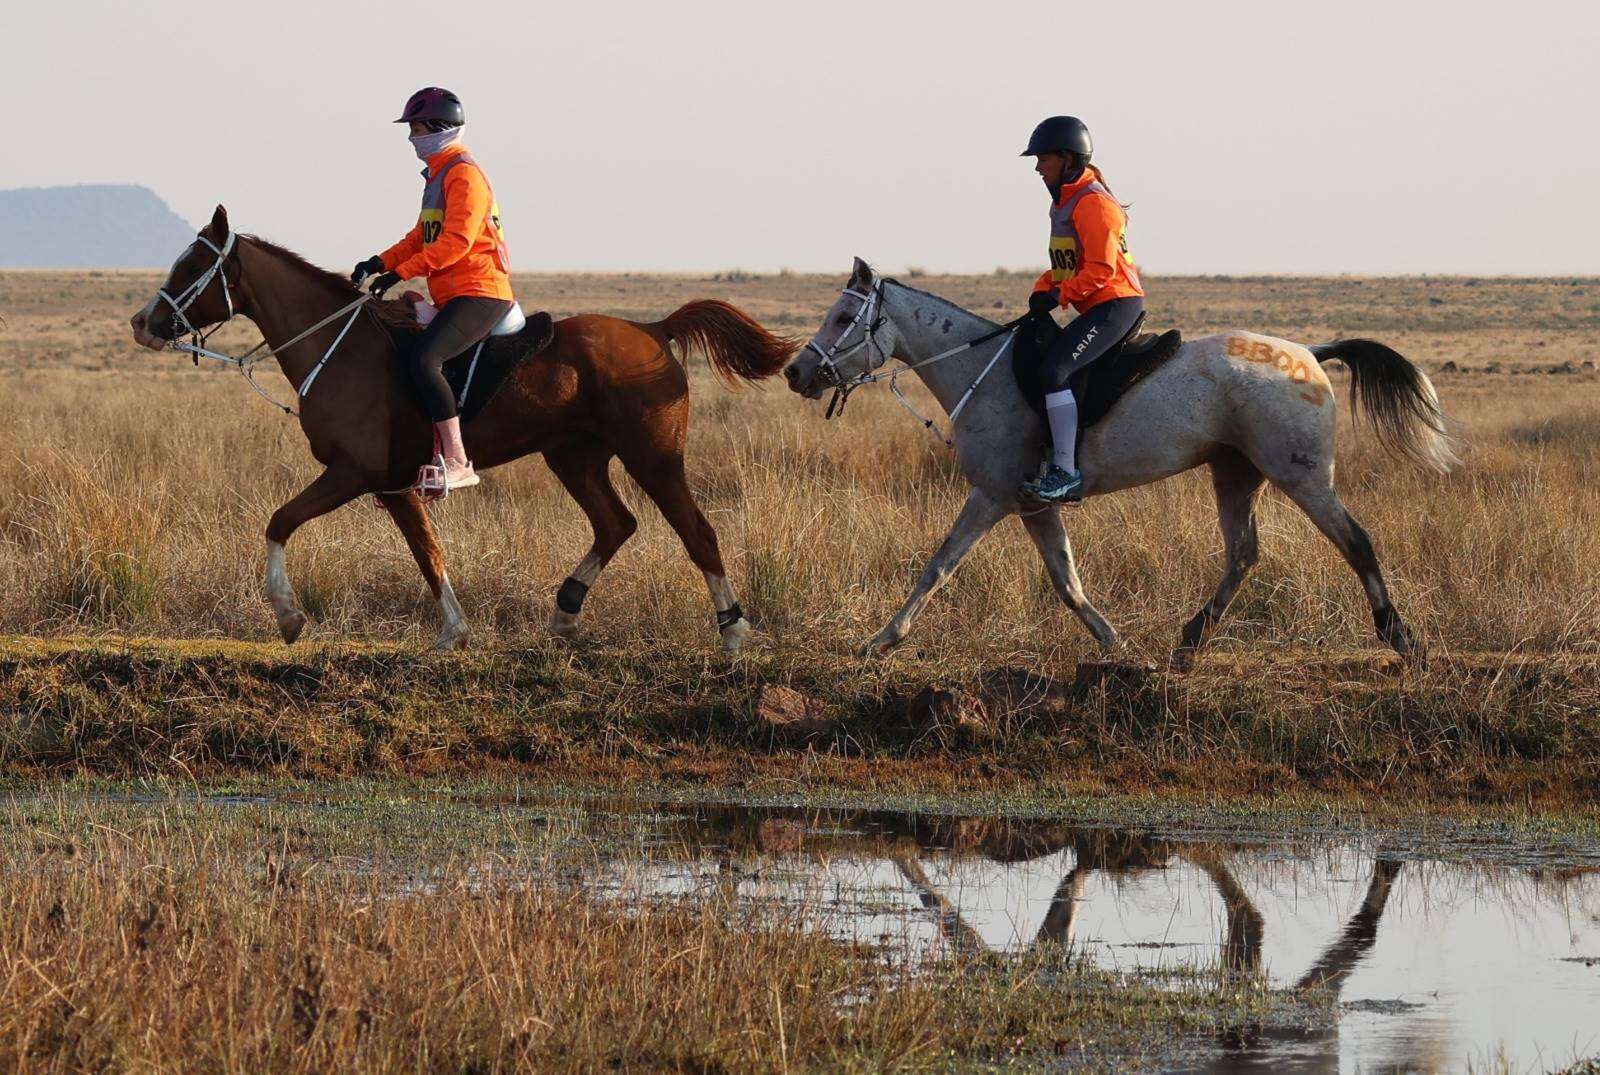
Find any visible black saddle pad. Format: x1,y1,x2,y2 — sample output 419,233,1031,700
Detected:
1012,318,1183,450
440,312,556,423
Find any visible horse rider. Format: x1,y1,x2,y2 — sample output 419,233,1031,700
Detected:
351,87,515,495
1017,116,1144,503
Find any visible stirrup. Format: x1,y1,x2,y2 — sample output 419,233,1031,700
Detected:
415,453,450,501
1021,465,1084,505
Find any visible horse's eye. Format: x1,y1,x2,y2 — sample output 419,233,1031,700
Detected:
835,315,851,326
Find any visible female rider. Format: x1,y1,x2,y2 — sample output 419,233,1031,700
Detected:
352,87,514,495
1017,115,1144,503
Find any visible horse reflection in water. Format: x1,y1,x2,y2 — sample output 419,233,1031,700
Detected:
674,808,1397,975
668,807,1407,1070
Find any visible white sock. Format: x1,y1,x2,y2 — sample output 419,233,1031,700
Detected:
1045,389,1079,472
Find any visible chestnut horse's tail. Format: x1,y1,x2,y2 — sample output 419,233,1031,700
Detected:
660,300,798,387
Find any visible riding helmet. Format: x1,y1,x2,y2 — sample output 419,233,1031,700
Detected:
395,87,465,129
1020,116,1093,160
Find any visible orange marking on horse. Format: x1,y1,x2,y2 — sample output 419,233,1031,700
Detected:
1226,335,1327,407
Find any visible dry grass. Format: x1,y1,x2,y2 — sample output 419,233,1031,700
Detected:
0,802,1275,1073
0,270,1597,663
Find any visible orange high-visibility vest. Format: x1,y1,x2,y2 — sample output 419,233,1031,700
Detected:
1031,170,1143,312
381,144,513,305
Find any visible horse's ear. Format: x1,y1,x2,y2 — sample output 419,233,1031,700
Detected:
849,256,873,289
209,204,229,238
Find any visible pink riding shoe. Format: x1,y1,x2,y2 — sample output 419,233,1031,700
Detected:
416,416,480,500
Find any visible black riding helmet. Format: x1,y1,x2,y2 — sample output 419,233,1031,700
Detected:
395,87,465,131
1020,116,1093,161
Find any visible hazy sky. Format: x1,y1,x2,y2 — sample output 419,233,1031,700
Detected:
7,0,1598,275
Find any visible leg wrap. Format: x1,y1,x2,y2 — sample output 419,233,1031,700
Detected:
716,603,744,630
556,577,590,615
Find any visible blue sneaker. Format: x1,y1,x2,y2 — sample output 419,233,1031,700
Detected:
1021,465,1084,503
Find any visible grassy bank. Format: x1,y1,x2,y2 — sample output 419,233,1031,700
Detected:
3,637,1596,810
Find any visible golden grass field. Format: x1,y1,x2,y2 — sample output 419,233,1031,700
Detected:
1,268,1597,661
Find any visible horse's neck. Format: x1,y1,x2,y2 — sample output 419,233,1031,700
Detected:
236,241,362,388
883,283,1002,414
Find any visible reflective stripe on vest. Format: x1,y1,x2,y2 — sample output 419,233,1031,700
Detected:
1046,180,1136,288
420,152,510,273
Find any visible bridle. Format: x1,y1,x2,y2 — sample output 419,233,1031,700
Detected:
154,231,371,417
806,275,1024,447
805,279,890,419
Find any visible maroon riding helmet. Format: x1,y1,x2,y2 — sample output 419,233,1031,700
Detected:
395,87,465,130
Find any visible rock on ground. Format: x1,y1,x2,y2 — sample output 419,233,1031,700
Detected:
754,684,839,740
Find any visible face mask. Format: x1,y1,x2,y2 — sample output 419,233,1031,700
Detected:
409,126,462,162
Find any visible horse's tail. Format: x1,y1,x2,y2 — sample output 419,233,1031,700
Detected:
1310,339,1461,472
660,300,799,387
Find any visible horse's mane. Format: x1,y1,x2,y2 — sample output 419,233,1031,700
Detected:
245,234,422,337
882,278,1002,332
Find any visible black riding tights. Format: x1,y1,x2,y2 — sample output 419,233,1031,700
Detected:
1042,296,1145,394
402,296,514,421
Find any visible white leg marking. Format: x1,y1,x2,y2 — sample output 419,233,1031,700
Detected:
265,540,306,644
571,553,604,587
703,570,752,653
435,573,470,651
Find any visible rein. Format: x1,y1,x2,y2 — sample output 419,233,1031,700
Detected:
158,233,371,417
809,276,1024,447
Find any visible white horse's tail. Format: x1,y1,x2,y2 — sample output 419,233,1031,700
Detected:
1311,339,1461,473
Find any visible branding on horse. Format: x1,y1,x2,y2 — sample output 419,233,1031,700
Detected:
1225,335,1329,406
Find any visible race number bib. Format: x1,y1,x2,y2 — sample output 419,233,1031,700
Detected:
419,205,505,246
420,209,445,245
1048,236,1078,284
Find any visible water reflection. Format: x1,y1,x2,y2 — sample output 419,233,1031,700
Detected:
598,804,1600,1073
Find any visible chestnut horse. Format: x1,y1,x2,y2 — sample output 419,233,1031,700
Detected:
130,206,796,651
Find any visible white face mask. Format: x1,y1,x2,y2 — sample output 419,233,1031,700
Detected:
409,126,463,162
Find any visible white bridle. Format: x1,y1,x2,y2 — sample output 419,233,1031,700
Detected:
154,231,370,417
806,275,1022,447
156,231,238,340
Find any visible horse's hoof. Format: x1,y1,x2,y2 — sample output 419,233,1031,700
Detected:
278,611,306,645
432,630,468,653
549,610,581,640
858,635,895,659
1397,643,1428,672
1167,647,1196,674
720,618,754,653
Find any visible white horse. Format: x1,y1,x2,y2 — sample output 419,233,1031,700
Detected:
783,258,1459,670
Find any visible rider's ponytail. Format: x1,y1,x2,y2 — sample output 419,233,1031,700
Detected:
1085,164,1131,211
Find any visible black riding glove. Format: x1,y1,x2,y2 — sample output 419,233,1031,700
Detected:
351,255,386,285
1028,289,1060,318
366,270,402,296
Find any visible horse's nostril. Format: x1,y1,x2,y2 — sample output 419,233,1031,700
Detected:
784,366,799,383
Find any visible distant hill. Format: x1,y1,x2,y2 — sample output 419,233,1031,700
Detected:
0,185,195,268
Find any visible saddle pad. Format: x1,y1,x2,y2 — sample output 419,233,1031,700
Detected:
1012,319,1183,446
441,311,557,423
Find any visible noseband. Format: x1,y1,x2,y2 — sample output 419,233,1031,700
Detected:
804,279,891,418
156,232,238,346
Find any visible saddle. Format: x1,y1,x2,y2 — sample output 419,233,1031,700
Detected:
438,305,557,423
1012,314,1183,454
